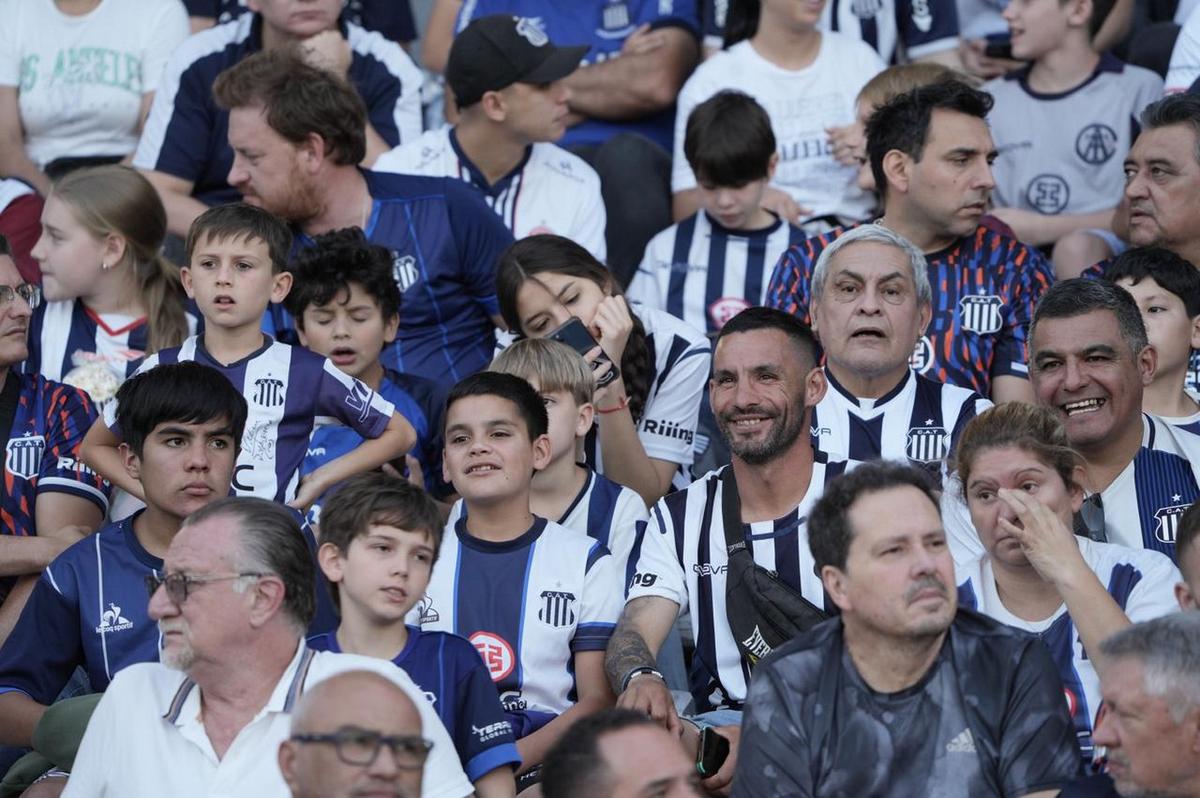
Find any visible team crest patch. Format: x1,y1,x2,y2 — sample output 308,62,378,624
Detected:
910,0,933,30
514,16,548,47
958,295,1004,335
601,0,631,31
252,377,285,408
910,335,934,373
709,297,750,330
906,421,948,462
470,631,516,681
538,590,577,628
392,253,418,292
5,434,45,479
1154,501,1189,544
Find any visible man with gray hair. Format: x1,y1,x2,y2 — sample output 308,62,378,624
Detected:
807,223,992,484
61,497,471,798
1063,612,1200,797
1014,279,1200,565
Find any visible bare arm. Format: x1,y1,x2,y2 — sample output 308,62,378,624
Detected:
0,686,46,747
188,15,215,34
471,766,516,798
990,206,1115,247
141,168,207,239
562,26,699,121
288,411,416,511
1092,0,1133,54
420,0,463,75
604,595,681,734
991,376,1034,405
80,421,143,500
514,650,613,774
595,388,678,506
0,87,50,195
362,121,390,167
0,575,37,650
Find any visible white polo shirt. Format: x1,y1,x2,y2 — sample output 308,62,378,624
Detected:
63,642,473,798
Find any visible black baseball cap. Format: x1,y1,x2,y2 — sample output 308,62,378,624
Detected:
446,15,587,108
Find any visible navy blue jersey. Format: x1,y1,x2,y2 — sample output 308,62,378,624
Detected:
308,628,520,781
106,335,396,505
0,514,159,704
767,223,1054,398
265,170,515,389
419,517,623,736
22,300,149,385
133,14,421,206
455,1,700,152
181,2,417,43
628,211,806,335
2,372,109,541
304,368,449,524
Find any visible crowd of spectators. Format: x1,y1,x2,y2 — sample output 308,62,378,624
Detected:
1,0,1200,796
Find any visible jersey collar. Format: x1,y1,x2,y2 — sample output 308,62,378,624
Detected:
448,127,532,198
823,365,912,411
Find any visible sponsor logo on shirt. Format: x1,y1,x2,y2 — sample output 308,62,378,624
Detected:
740,625,772,664
538,590,577,628
1026,174,1071,214
95,602,133,634
946,728,976,753
911,0,933,30
630,572,658,589
5,434,45,480
473,720,514,744
910,335,935,374
1076,124,1118,165
958,295,1004,335
500,690,527,712
470,631,516,681
641,418,694,446
906,421,949,463
417,593,440,623
344,380,374,423
1064,686,1078,718
1155,499,1188,544
693,563,729,578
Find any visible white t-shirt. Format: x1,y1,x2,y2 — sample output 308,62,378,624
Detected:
1167,4,1200,94
671,37,883,224
374,127,608,262
0,0,189,167
63,643,473,798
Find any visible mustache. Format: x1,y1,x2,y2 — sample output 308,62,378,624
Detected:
905,576,948,603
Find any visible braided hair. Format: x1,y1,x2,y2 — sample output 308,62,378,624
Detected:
495,235,655,424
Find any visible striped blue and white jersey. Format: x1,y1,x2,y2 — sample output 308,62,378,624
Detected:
374,127,607,262
957,539,1180,762
0,514,159,704
445,467,648,575
949,415,1200,565
1165,404,1200,436
133,13,421,207
812,367,991,474
23,300,148,385
105,335,395,505
627,455,855,712
628,211,805,335
417,517,622,733
582,305,711,490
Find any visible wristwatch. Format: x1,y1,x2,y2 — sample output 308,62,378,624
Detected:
621,666,665,693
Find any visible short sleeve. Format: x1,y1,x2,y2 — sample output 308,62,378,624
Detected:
141,1,191,95
568,170,607,263
0,572,85,705
637,336,710,466
730,657,814,797
626,502,689,612
103,352,160,434
444,180,515,317
998,640,1084,796
1167,11,1200,94
626,235,668,312
573,543,623,652
606,488,651,576
765,239,819,319
133,46,216,179
1123,552,1183,622
39,385,110,512
897,0,960,58
60,670,123,796
314,359,396,439
346,25,423,147
449,640,521,781
992,244,1053,381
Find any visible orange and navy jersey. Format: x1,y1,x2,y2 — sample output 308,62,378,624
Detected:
2,372,110,539
765,223,1055,397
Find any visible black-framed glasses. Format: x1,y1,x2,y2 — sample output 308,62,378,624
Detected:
289,726,433,769
144,571,265,604
0,283,40,309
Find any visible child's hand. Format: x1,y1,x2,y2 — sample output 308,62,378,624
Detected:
591,294,634,365
760,187,812,225
826,121,865,167
287,474,326,513
300,29,353,77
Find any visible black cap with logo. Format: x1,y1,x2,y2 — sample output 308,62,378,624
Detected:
446,15,588,108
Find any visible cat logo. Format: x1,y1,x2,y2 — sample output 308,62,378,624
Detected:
958,295,1004,335
1155,501,1188,544
5,434,45,480
906,421,949,462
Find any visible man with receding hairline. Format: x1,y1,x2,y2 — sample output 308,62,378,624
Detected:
279,670,428,798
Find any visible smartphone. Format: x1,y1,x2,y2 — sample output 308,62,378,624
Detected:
548,317,620,388
983,32,1013,60
696,727,730,777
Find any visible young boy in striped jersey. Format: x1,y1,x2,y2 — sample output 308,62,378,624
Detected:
629,90,804,337
445,339,647,572
422,371,622,784
310,473,521,797
80,203,416,511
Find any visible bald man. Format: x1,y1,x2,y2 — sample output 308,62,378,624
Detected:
279,670,428,798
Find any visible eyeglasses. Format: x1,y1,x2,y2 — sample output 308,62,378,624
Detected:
289,727,433,769
144,571,265,604
1072,493,1106,543
0,283,40,309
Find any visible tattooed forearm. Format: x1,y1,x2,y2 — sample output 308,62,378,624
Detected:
604,597,666,692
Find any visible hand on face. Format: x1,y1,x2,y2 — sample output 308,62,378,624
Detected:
300,28,352,77
590,294,634,365
996,488,1086,585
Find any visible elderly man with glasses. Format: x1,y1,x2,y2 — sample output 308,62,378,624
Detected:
62,497,471,798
